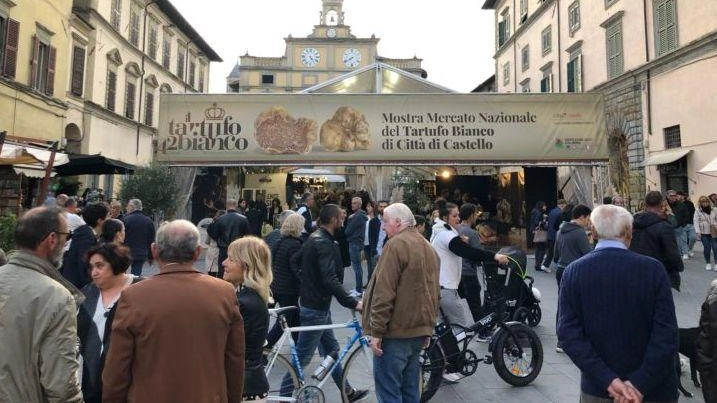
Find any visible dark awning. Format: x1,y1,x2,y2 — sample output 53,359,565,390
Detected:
55,154,135,176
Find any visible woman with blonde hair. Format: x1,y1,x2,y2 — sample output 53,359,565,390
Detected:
694,195,717,271
223,236,273,402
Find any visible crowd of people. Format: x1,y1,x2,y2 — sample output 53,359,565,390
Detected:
1,186,717,403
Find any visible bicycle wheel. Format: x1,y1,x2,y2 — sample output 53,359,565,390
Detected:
491,323,543,386
340,346,376,403
420,341,445,403
265,353,300,402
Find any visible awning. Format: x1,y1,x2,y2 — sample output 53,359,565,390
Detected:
54,154,136,176
699,157,717,174
0,144,69,167
14,166,57,178
642,149,691,166
291,168,346,183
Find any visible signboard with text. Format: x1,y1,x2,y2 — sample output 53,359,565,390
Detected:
157,93,607,165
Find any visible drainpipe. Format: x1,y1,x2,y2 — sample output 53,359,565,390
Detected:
643,0,652,135
136,1,156,156
556,0,562,91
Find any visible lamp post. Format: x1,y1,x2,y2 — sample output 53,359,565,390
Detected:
136,0,156,156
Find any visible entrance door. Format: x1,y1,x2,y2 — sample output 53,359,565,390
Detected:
524,167,557,247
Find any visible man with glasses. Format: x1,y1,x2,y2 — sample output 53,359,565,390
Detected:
0,207,84,402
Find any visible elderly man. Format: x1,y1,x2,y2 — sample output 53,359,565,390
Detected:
122,199,155,276
345,196,369,296
362,203,440,402
0,207,83,402
207,199,250,278
102,220,245,403
558,204,678,403
294,192,315,235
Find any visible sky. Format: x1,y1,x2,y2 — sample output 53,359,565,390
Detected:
168,0,497,93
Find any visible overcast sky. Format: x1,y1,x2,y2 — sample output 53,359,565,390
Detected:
169,0,497,93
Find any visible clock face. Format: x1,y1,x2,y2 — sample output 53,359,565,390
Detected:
300,48,320,67
343,48,361,68
327,28,337,38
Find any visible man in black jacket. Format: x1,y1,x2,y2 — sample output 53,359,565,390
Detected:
280,204,366,401
345,197,368,296
294,192,315,235
207,199,249,278
630,191,684,290
668,189,691,260
122,199,155,276
62,203,108,289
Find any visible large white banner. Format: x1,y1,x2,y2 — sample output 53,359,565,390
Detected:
157,93,607,165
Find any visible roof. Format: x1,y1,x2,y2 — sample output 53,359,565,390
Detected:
482,0,499,9
300,62,454,94
155,0,222,62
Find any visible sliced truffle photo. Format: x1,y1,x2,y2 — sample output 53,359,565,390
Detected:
254,106,318,154
320,106,371,152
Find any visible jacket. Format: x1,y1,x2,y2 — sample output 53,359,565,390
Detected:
345,209,368,244
630,210,684,290
0,251,84,403
245,208,264,236
529,208,547,234
553,222,592,268
298,227,358,311
694,208,717,235
270,235,302,296
368,216,381,251
670,201,691,227
208,210,250,249
264,228,282,250
102,266,245,403
61,223,98,289
363,228,440,339
76,275,143,403
295,203,313,233
122,210,155,260
547,207,563,241
697,279,717,402
457,223,482,277
237,287,269,397
558,245,678,401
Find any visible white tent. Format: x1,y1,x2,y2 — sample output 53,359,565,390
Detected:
291,168,345,183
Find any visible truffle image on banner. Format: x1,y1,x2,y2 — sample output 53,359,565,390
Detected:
254,106,318,154
320,106,371,152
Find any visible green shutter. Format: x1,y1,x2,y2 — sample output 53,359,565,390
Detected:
498,21,506,46
654,0,678,56
567,59,575,92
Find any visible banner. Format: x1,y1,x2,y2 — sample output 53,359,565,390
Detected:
157,93,606,165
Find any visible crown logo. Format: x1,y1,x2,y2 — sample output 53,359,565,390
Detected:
205,103,226,121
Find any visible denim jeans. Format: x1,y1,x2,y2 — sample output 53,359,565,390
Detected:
130,259,145,276
280,306,349,396
700,234,717,263
363,245,376,284
685,224,697,251
349,243,364,292
373,336,424,403
674,226,689,255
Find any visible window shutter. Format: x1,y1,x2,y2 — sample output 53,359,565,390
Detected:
107,70,116,111
29,36,39,87
125,82,135,119
3,18,19,78
576,54,582,91
45,46,56,95
145,92,154,126
70,46,85,96
498,21,506,46
567,59,575,92
665,0,677,51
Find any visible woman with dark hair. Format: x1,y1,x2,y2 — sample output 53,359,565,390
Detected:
77,243,142,403
363,200,378,283
530,201,549,272
100,218,125,245
268,198,283,229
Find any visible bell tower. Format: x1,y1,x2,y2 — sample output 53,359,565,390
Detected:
320,0,344,26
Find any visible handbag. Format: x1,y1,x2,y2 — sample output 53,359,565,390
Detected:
533,228,547,243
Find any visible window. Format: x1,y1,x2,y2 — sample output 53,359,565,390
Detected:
541,26,552,55
198,63,204,92
520,0,528,23
70,46,85,96
106,67,117,111
111,0,121,31
30,36,56,95
176,43,185,80
521,45,529,71
147,17,158,60
125,81,136,119
605,0,618,8
129,2,140,47
144,90,154,126
605,19,624,79
262,74,274,85
664,125,681,149
567,53,582,92
520,78,530,93
0,17,19,79
654,0,678,56
188,59,196,88
498,8,511,47
568,1,581,34
162,33,171,69
540,72,553,92
503,62,510,86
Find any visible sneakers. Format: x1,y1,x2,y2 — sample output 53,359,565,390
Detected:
689,251,695,257
682,254,689,260
442,372,462,383
537,265,552,273
707,264,713,271
346,388,369,402
348,289,363,298
556,346,564,353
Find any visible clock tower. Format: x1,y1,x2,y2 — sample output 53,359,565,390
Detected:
227,0,426,93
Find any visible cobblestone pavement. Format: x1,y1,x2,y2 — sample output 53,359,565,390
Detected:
141,244,715,402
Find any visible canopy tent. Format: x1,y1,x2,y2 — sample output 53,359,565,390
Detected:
291,168,345,183
642,148,691,166
698,157,717,175
301,62,456,94
0,143,69,167
54,154,135,176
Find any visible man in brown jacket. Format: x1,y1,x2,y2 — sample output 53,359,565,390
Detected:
698,278,717,403
362,203,440,402
103,220,245,403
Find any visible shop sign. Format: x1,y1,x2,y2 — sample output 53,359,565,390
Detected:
157,93,607,165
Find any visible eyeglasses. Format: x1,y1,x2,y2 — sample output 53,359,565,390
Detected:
55,230,73,240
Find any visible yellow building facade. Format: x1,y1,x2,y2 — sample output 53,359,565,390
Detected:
227,0,426,93
0,0,72,143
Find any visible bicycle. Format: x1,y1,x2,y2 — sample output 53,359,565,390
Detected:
420,262,544,402
264,306,374,403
